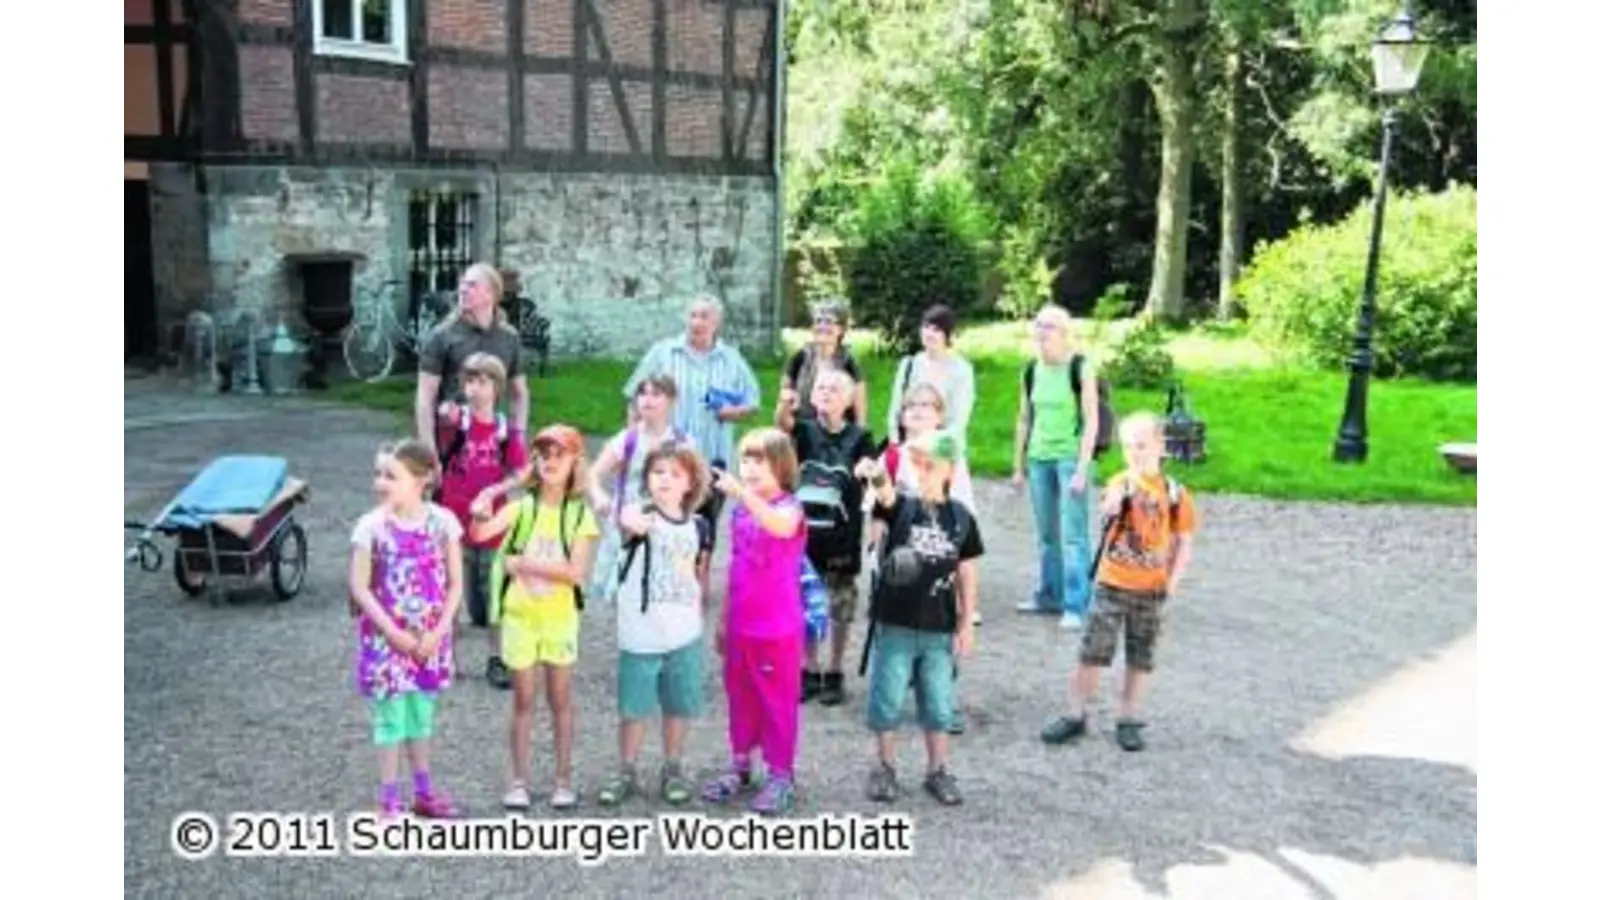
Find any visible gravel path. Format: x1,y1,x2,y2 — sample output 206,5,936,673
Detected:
123,384,1476,898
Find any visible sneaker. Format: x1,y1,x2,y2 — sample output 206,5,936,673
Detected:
700,767,756,804
1115,720,1147,752
923,768,964,806
1058,612,1085,630
411,791,463,819
818,671,846,707
486,656,511,690
659,761,693,806
1015,599,1049,614
801,670,823,704
865,762,901,802
750,777,796,815
1040,715,1089,746
549,785,580,810
972,611,983,626
502,783,531,812
379,798,407,821
596,767,639,807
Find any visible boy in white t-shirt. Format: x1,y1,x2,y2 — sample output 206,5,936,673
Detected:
595,440,713,807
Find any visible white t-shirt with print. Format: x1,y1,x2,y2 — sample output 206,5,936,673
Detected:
613,511,707,654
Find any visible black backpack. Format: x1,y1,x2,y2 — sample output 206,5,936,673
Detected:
1024,355,1115,459
859,495,974,677
794,421,867,534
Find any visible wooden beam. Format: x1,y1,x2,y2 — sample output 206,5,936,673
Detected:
734,7,774,161
720,0,736,160
507,0,526,152
651,0,666,161
292,0,315,153
579,0,643,155
211,141,776,176
126,134,191,160
195,0,243,151
571,0,587,155
153,0,177,137
409,0,429,157
126,23,194,42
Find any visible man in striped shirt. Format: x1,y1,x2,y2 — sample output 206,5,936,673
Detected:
622,295,762,561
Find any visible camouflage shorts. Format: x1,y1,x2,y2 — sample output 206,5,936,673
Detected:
823,570,860,625
1078,584,1167,673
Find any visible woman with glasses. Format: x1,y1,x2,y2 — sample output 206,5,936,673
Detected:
778,298,868,426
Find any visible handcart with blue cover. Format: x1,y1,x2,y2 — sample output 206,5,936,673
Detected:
125,455,311,604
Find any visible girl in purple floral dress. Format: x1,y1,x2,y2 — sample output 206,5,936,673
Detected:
349,440,466,818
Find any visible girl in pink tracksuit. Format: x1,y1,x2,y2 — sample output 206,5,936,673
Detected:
700,427,809,815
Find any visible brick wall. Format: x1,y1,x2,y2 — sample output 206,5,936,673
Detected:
228,0,770,162
429,66,510,150
430,0,507,52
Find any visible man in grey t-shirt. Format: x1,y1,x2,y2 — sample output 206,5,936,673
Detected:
415,264,530,455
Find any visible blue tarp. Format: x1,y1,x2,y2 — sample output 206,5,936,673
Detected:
160,455,289,530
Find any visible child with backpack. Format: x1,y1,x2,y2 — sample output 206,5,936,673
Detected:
856,430,984,807
588,374,696,604
1011,305,1115,630
596,441,714,807
778,367,876,706
348,440,466,819
469,425,600,811
435,352,529,688
700,428,809,815
1039,412,1197,753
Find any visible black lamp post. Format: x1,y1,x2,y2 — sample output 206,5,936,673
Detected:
1332,5,1431,464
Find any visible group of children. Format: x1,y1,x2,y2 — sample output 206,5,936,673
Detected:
347,332,1198,819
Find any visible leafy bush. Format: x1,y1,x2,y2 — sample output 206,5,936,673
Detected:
995,222,1058,320
1236,185,1477,381
1101,316,1177,390
843,159,993,355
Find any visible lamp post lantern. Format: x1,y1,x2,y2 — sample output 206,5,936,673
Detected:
1332,5,1430,464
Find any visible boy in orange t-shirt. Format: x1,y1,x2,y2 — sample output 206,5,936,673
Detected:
1040,412,1197,752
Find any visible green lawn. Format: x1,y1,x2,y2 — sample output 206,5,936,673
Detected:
330,327,1476,506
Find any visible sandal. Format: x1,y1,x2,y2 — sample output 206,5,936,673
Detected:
596,768,639,807
750,777,796,815
699,767,755,804
659,761,693,806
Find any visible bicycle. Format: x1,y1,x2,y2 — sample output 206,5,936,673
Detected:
342,280,453,382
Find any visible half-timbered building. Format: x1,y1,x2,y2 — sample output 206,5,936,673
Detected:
124,0,782,362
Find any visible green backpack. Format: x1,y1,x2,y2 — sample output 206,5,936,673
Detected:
487,494,587,625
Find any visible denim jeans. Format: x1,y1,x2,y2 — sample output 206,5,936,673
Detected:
1027,456,1094,617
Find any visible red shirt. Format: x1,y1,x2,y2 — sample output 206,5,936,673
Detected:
436,414,528,549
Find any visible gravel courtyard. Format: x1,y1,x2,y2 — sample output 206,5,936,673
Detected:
123,381,1477,898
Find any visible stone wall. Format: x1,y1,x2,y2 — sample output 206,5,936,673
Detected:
179,165,779,358
147,164,212,353
498,172,779,357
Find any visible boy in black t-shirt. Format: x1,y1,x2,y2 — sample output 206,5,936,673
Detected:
780,367,876,706
855,430,983,807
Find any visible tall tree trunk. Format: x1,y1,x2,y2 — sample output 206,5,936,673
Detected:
1217,39,1245,320
1143,0,1203,322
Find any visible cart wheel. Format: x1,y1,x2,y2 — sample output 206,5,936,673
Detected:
172,550,208,597
271,523,308,601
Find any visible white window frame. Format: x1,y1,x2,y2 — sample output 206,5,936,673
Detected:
311,0,408,65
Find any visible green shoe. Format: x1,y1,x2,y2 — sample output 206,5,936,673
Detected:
659,760,693,806
596,766,639,807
